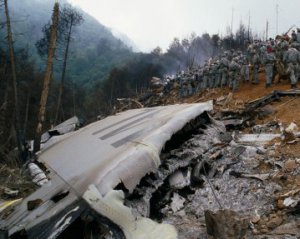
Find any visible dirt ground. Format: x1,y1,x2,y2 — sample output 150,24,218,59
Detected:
261,97,300,126
161,71,300,132
161,72,293,113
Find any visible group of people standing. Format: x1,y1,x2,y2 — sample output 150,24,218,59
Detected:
162,29,300,97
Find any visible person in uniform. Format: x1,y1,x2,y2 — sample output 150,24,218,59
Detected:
283,44,299,88
296,28,300,43
220,54,230,87
228,56,241,91
202,63,209,89
291,30,297,42
263,45,276,87
240,53,250,82
251,49,260,84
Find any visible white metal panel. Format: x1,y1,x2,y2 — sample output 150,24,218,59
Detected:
38,102,213,196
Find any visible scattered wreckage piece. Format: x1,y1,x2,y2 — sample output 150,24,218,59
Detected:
0,172,82,239
39,116,81,151
216,90,300,131
245,91,280,112
83,185,177,239
214,90,300,136
236,132,300,145
236,133,281,144
245,89,300,112
28,163,48,186
0,102,213,239
222,119,244,128
252,121,280,134
41,116,80,144
229,171,270,181
116,98,144,112
277,189,300,212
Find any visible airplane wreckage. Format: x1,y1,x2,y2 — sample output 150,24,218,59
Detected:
1,91,300,239
1,102,213,238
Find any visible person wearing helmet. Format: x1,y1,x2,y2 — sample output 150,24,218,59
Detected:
291,42,300,84
202,63,209,89
220,54,230,87
196,68,203,92
263,45,276,87
250,49,260,84
240,53,250,82
211,61,220,88
292,30,297,42
275,40,289,82
228,56,241,91
217,60,223,88
283,44,299,88
297,28,300,43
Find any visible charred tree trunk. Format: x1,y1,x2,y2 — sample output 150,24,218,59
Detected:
34,2,59,153
23,89,30,139
54,19,73,125
72,80,76,116
0,91,8,149
4,0,24,162
0,58,8,146
0,58,14,162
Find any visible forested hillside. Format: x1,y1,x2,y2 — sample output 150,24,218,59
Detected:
0,0,134,87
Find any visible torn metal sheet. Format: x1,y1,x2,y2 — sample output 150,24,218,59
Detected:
28,163,48,186
83,185,177,239
0,102,213,238
222,119,244,127
237,133,281,143
38,102,213,196
283,198,299,208
170,193,186,213
0,172,82,238
41,133,75,151
168,170,191,189
237,132,300,144
245,89,300,113
229,171,270,181
41,116,80,143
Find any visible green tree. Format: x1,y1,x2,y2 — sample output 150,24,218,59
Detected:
54,5,83,124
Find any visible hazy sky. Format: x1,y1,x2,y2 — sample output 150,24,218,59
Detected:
68,0,299,52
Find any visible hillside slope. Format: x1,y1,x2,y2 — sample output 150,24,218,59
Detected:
0,0,134,87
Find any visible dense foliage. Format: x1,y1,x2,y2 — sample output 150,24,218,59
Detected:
0,0,134,86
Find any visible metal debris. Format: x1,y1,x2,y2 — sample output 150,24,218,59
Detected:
0,102,213,238
28,163,48,186
170,193,186,213
83,185,177,239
